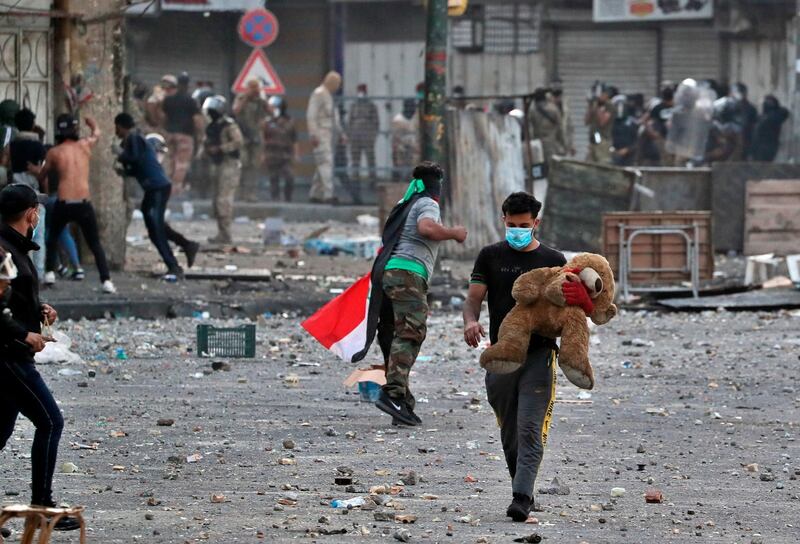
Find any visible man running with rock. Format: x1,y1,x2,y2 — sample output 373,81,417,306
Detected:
354,161,467,426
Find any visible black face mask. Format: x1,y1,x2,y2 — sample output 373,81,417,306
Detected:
26,227,34,240
425,178,442,199
0,287,11,307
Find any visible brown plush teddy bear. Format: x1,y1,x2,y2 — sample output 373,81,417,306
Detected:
479,253,617,390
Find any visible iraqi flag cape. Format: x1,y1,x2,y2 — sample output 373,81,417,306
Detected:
302,179,429,361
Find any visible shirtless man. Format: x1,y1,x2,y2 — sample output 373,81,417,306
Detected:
29,114,116,294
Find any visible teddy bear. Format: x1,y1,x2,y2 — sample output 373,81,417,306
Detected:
479,253,618,390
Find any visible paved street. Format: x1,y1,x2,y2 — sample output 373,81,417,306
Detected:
1,306,797,543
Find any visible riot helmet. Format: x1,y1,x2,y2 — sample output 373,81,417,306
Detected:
268,95,285,118
202,95,227,120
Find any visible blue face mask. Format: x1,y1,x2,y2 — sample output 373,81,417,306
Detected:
505,227,533,250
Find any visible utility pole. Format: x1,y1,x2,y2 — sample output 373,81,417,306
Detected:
793,0,800,162
422,0,448,164
58,0,128,269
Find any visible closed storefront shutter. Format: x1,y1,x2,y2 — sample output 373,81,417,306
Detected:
661,25,721,84
127,12,235,94
555,28,658,159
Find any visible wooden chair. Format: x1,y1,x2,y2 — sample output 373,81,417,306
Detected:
0,504,86,544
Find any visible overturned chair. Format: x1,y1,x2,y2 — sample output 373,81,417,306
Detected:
0,504,86,544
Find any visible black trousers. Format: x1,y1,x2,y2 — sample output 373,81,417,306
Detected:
0,360,64,504
141,186,189,272
46,200,110,282
486,346,557,498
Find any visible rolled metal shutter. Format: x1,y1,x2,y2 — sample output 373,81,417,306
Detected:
660,25,721,85
127,12,233,94
555,29,658,160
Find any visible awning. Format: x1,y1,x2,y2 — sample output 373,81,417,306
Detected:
126,0,263,15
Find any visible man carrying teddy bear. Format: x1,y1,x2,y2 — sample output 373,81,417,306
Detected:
462,192,594,522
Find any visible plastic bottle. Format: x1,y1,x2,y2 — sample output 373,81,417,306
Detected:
330,497,366,508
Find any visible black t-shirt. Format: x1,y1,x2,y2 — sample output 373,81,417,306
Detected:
471,241,566,350
162,93,200,135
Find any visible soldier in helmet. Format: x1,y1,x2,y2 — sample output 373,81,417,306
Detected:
202,96,244,244
261,95,298,202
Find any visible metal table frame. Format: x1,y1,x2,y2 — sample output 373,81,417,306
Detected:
618,223,700,300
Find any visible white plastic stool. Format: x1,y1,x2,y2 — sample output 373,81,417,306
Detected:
787,254,800,289
744,253,783,286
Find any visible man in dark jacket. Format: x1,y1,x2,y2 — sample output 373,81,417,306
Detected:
0,184,80,532
114,113,199,281
751,95,789,162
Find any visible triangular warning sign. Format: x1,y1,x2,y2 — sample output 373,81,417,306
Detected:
232,48,285,95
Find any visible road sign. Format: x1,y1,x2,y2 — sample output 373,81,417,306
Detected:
232,48,285,95
238,8,279,48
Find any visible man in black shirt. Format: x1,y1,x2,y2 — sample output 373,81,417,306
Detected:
462,192,587,522
161,73,204,193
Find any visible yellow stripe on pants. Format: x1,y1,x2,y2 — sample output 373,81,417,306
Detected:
540,349,557,447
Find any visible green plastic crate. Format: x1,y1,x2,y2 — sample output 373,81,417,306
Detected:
196,324,256,358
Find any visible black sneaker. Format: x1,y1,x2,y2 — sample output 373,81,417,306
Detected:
164,267,185,283
53,516,81,531
391,417,415,427
184,241,200,269
407,406,422,425
31,500,81,532
375,390,417,426
506,493,532,522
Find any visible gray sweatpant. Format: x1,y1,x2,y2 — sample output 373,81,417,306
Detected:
485,345,557,498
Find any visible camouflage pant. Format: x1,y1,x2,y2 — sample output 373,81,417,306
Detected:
586,140,612,164
377,269,429,409
211,159,241,242
239,141,262,202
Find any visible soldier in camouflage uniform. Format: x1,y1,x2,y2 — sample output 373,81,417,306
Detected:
262,96,298,201
202,96,243,244
374,162,467,427
233,79,268,202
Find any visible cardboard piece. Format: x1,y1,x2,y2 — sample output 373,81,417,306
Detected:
343,365,386,387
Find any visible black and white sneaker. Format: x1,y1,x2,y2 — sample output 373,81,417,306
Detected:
375,390,417,426
391,417,415,427
407,406,422,425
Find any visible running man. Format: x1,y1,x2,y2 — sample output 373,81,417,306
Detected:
0,184,80,532
462,192,593,521
367,161,467,426
113,112,199,281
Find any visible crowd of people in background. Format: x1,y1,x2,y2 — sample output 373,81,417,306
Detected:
528,78,790,169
